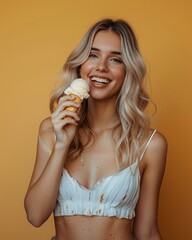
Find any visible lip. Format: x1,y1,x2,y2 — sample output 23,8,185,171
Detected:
89,75,111,83
88,75,111,89
90,82,109,91
89,74,112,81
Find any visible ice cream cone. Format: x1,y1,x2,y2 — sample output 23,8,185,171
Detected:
66,94,83,112
64,78,90,112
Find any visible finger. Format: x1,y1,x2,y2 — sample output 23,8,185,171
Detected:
53,110,80,122
53,117,78,132
52,101,81,118
51,111,80,129
57,95,74,106
61,117,78,126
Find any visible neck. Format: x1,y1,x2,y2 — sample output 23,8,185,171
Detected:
87,98,120,133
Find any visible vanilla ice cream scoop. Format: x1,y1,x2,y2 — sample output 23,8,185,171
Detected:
64,78,90,112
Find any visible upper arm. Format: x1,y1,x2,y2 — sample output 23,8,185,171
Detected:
133,131,168,238
28,117,55,188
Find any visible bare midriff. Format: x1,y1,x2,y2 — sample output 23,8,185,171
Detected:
54,215,134,240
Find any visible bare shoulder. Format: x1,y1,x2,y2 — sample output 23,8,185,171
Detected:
145,129,168,167
39,117,53,132
38,117,55,151
150,129,167,153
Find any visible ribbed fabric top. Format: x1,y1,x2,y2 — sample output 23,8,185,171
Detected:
54,130,156,219
54,161,139,219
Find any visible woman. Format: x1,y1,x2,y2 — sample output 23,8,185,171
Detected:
24,19,167,240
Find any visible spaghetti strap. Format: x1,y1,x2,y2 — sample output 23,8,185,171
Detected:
140,129,157,161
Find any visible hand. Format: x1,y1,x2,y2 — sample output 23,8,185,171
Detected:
51,95,81,147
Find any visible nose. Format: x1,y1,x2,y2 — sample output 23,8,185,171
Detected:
96,59,108,72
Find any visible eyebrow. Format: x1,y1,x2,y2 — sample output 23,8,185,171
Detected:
91,47,122,55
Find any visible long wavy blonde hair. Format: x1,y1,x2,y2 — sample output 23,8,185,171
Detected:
50,19,153,170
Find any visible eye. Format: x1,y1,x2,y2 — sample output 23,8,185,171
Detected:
111,57,123,64
88,53,98,58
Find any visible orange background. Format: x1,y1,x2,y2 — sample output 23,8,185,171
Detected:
1,0,191,239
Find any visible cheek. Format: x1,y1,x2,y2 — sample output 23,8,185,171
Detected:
80,62,93,75
114,68,126,82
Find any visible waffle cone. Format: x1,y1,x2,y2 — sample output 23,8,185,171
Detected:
66,94,83,112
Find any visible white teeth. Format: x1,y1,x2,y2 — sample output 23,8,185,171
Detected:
91,77,110,84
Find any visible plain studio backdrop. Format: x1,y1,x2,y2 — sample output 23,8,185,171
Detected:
0,0,191,239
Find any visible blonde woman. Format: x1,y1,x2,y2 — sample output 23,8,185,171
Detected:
24,19,167,240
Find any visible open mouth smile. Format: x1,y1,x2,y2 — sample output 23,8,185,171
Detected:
90,77,110,84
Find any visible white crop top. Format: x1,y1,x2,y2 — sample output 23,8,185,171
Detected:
54,130,157,219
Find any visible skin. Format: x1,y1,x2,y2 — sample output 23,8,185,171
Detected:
24,30,167,240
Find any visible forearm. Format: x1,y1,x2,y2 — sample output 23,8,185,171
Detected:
24,142,69,227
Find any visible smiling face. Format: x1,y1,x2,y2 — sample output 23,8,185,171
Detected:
80,30,126,101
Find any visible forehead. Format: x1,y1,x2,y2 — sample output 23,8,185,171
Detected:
92,30,121,51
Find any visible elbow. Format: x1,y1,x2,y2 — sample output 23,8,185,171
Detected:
25,206,45,228
24,198,46,228
133,231,162,240
26,214,44,228
133,221,162,240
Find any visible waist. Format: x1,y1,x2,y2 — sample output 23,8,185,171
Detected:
54,215,134,240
